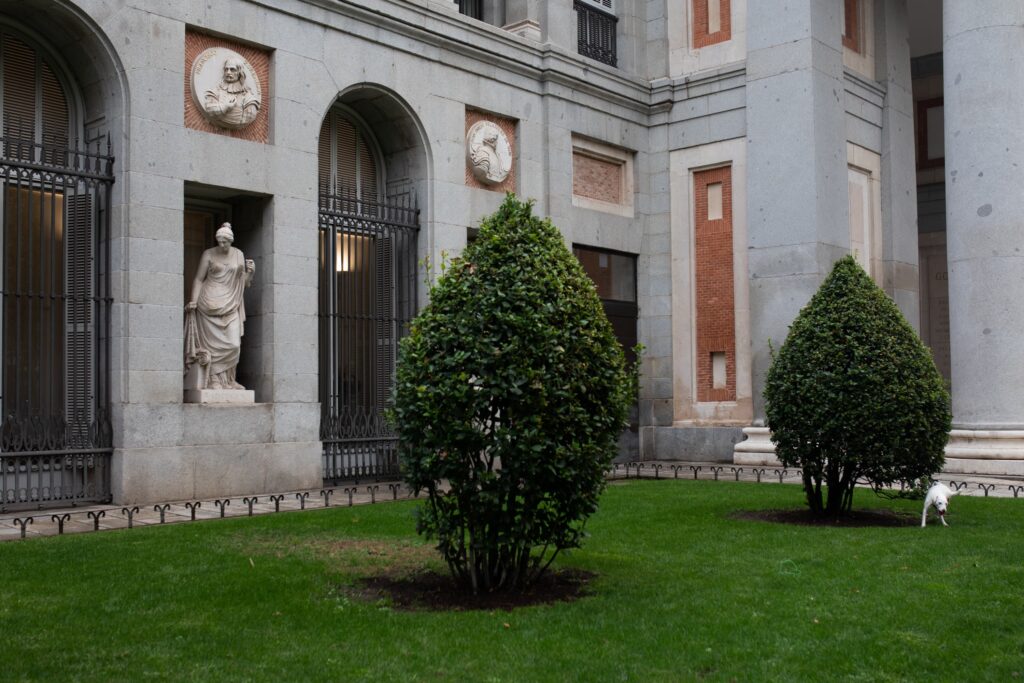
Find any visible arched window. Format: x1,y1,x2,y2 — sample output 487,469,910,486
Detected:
318,108,379,199
0,24,114,509
317,105,418,483
1,29,71,157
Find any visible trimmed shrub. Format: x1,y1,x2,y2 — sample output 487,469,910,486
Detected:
391,195,636,593
763,256,951,517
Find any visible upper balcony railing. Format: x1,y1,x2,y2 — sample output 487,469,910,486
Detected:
574,0,617,68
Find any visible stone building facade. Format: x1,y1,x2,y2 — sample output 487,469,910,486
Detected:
0,0,1020,510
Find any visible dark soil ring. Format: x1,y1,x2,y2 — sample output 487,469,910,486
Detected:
733,508,919,527
352,568,596,612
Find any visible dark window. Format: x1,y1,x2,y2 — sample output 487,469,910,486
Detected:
573,245,637,366
574,246,636,303
318,109,379,200
574,0,618,68
916,97,944,169
458,0,483,20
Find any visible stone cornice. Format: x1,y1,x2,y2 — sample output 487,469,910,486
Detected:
843,67,886,103
245,0,659,117
650,64,747,99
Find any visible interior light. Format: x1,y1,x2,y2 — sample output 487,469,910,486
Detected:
336,233,350,272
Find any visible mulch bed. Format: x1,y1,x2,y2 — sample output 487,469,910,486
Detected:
733,508,919,527
353,568,595,612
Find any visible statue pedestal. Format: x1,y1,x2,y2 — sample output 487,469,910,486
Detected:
183,363,253,403
184,389,255,404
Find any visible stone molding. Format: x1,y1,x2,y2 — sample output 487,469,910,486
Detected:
571,135,635,217
261,0,653,114
669,137,752,424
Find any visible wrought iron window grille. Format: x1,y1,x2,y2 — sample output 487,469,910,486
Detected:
574,0,618,68
0,133,115,512
318,186,419,484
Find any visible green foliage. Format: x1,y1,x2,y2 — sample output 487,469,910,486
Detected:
763,256,951,517
390,195,636,593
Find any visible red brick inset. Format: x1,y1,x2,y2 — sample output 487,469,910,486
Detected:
465,109,516,193
692,0,731,49
693,166,736,402
185,30,271,143
573,151,623,204
842,0,861,53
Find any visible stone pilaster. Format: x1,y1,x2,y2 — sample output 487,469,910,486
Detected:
743,1,848,422
876,0,920,324
544,0,576,52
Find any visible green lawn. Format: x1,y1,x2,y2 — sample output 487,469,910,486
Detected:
1,481,1022,682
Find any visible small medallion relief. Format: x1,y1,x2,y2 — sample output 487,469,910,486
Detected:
190,47,262,130
466,121,513,186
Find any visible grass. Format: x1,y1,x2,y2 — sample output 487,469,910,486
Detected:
1,480,1022,682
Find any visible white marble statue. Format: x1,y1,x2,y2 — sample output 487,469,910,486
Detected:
184,223,254,391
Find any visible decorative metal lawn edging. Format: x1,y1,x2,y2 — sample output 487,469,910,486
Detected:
5,469,1022,542
154,504,171,524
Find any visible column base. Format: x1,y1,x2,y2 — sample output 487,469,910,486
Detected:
944,429,1024,476
733,427,1024,476
732,426,782,466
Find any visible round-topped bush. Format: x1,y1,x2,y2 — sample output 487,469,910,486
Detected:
391,195,636,593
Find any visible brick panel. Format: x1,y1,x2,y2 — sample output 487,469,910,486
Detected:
694,166,735,402
185,30,271,143
465,109,516,193
573,151,623,204
692,0,732,49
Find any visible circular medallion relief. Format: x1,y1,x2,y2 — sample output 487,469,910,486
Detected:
191,47,262,130
466,121,512,186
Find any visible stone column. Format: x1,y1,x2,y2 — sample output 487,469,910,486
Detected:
734,1,848,464
942,1,1024,474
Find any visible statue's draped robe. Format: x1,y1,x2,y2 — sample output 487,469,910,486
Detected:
196,247,247,378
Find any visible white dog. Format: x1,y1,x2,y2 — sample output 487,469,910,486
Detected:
921,482,957,527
